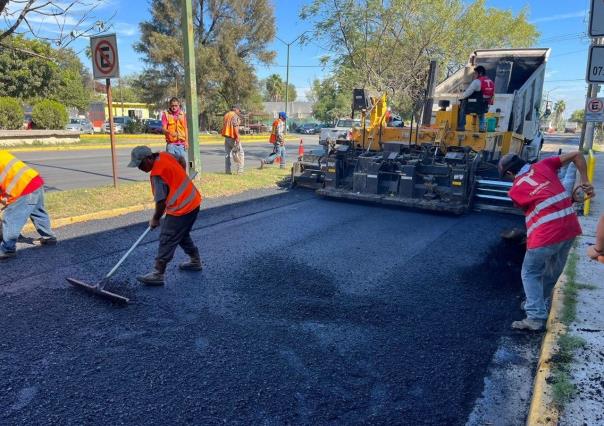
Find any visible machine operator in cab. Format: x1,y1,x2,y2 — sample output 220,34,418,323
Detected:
457,65,494,133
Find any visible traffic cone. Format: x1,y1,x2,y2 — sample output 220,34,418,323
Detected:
298,139,304,159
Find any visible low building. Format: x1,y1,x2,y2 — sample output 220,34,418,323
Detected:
88,101,158,131
263,102,313,120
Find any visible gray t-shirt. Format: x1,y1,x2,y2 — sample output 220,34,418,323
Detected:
152,175,169,202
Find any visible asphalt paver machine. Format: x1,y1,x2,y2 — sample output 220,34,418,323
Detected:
292,48,550,215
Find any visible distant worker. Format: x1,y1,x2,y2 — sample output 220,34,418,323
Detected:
128,146,202,286
587,214,604,264
161,97,187,169
498,151,595,331
457,65,494,132
0,151,56,260
221,105,243,174
260,112,287,169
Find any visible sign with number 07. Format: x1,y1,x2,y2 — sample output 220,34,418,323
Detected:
587,46,604,83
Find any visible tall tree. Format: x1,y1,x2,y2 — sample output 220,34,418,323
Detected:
135,0,276,129
0,0,113,47
569,109,584,123
553,100,566,128
262,74,297,102
301,0,538,114
308,77,350,124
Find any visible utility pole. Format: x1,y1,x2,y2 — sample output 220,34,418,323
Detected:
276,32,307,131
182,0,201,175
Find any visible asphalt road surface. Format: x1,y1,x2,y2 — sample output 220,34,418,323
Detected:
16,136,321,192
0,188,528,425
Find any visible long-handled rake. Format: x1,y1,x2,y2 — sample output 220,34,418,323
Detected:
67,226,152,304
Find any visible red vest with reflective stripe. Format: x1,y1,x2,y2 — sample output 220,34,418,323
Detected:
164,111,187,145
478,76,495,105
150,152,201,216
508,158,581,249
0,150,40,205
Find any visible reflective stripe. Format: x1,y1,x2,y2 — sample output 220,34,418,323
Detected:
527,207,575,236
166,178,191,207
5,164,33,194
0,158,18,182
525,192,569,223
168,187,197,213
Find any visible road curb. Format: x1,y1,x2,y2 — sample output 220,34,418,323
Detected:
8,137,300,153
22,203,152,233
525,263,571,425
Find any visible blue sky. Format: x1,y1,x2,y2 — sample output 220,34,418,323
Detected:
23,0,595,116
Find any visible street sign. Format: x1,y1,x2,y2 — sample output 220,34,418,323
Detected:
90,34,120,79
586,45,604,83
586,97,604,122
590,0,604,37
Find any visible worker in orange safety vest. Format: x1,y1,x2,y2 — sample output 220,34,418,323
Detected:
221,105,243,174
260,112,287,169
161,97,188,169
128,146,202,286
1,150,56,259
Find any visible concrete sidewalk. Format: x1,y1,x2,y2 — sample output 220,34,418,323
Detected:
529,151,604,425
558,152,604,425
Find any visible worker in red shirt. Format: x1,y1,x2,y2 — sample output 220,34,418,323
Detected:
498,151,594,331
1,151,56,259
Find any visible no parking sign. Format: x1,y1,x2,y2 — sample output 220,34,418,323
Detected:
90,34,120,79
586,97,604,122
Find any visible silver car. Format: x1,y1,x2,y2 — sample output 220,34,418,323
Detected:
65,118,94,134
103,116,132,134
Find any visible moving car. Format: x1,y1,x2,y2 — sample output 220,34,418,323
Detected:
65,118,94,134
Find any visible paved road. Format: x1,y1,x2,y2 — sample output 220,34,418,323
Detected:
0,188,528,424
16,135,320,192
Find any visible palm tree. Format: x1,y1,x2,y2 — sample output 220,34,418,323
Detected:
553,100,566,129
265,74,284,102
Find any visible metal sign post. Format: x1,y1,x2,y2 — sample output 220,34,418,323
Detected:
90,34,120,188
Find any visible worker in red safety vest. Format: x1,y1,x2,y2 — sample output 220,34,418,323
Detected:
221,105,243,174
260,112,286,169
161,97,188,169
498,151,594,331
128,146,202,286
457,65,494,132
0,151,56,259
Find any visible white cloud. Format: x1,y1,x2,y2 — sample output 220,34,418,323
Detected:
530,11,586,24
113,22,138,37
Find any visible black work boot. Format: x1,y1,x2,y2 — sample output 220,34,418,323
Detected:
137,260,167,286
179,250,203,271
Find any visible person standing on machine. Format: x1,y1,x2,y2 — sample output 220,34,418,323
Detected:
457,65,494,132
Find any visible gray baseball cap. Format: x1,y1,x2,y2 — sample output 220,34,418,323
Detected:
128,145,153,168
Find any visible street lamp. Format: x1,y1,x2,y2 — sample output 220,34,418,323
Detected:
275,31,309,125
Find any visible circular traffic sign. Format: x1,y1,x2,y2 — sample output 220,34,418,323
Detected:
588,98,603,113
94,40,116,75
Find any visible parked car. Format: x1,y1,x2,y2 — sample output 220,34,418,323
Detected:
65,118,94,134
143,119,164,134
103,116,133,134
298,123,321,134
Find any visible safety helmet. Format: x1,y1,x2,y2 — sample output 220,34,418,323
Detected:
278,112,287,119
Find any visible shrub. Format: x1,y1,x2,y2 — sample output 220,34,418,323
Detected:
32,100,68,129
0,97,24,130
124,119,145,134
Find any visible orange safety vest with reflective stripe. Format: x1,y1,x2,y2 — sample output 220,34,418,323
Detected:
269,119,280,144
150,152,202,216
221,111,239,139
164,111,188,145
0,151,40,205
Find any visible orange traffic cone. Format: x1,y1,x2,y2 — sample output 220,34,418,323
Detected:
298,139,304,159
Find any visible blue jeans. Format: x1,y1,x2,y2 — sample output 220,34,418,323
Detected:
521,239,574,321
458,100,486,131
263,144,286,168
166,143,187,160
1,188,55,253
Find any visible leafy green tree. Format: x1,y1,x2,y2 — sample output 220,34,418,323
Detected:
113,75,147,103
135,0,275,129
262,74,297,102
32,99,68,130
301,0,538,113
0,97,24,130
569,109,584,123
308,78,351,124
553,100,566,129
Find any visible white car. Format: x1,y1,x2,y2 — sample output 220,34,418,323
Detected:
319,118,365,147
103,116,133,134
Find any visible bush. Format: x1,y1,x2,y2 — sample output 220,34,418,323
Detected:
32,100,68,130
124,119,145,134
0,97,24,130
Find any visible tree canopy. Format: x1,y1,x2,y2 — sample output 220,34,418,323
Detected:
301,0,539,116
135,0,276,129
0,35,92,111
569,109,584,123
261,74,297,102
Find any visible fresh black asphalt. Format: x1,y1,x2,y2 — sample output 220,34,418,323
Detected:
0,187,528,425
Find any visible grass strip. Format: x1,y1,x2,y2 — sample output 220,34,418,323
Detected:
45,167,290,220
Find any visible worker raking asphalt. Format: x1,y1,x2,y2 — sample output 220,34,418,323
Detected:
1,189,530,424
